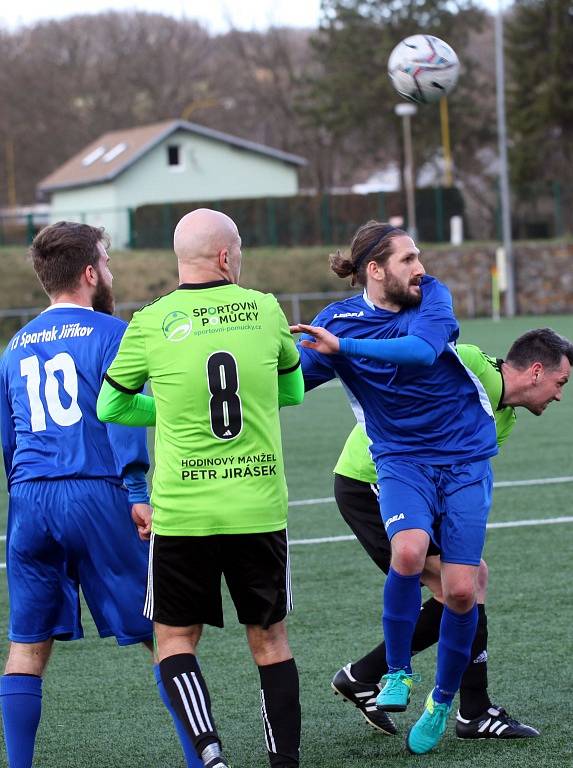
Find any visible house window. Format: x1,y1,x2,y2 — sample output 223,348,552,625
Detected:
167,145,183,169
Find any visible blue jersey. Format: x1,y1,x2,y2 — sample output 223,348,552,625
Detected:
0,304,149,489
299,276,497,465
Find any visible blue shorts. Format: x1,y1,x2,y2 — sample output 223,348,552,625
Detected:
6,479,152,645
376,459,493,566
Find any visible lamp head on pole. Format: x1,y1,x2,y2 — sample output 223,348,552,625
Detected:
394,103,418,117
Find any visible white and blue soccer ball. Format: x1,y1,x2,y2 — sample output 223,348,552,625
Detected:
388,34,460,105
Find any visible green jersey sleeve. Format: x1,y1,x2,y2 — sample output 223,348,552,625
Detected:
97,379,156,427
106,313,149,393
457,344,501,406
278,366,304,407
458,344,517,448
276,301,300,373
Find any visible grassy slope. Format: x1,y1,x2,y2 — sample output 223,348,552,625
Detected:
0,244,350,311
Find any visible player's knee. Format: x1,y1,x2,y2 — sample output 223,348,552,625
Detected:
444,584,476,613
153,622,202,660
391,540,426,575
4,640,52,676
247,621,292,665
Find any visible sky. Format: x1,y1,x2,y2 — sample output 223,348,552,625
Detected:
1,0,503,34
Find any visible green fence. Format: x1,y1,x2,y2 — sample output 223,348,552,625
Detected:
0,213,40,246
132,188,465,249
496,181,572,240
2,181,570,249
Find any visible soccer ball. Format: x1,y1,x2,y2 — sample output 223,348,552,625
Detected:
388,35,460,105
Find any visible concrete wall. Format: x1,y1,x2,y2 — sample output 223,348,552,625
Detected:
420,241,573,318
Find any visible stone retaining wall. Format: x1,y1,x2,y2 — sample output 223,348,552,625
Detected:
421,242,573,318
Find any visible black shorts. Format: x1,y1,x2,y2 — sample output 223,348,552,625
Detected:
146,529,291,630
333,473,440,575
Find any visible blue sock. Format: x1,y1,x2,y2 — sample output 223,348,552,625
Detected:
153,664,203,767
0,674,42,768
382,568,422,673
434,603,479,705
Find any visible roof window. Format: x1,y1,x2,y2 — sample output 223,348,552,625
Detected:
102,143,127,163
81,146,106,166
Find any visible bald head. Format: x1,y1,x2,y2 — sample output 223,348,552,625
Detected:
173,208,242,284
174,209,239,264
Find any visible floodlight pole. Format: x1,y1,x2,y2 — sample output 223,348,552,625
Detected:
495,0,516,317
439,97,453,187
395,103,417,239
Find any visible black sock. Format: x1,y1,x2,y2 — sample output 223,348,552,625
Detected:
459,604,492,719
350,597,444,683
411,596,443,653
159,653,219,756
349,643,387,683
258,659,300,768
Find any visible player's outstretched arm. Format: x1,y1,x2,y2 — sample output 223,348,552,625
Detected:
97,379,156,427
292,324,436,366
291,324,341,354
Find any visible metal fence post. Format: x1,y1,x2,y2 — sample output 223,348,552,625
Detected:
434,186,444,242
162,204,172,248
266,199,278,246
127,208,135,248
291,294,301,325
377,192,386,222
320,195,332,245
552,181,563,238
26,214,35,244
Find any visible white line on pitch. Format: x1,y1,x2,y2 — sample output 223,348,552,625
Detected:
288,475,573,508
289,516,573,546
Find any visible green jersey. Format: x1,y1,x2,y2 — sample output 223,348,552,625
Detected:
106,281,300,536
334,344,517,483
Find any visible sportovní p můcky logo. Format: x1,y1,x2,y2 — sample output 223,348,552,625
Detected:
162,311,192,342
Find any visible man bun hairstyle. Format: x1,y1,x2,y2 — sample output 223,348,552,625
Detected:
330,220,406,287
506,327,573,370
30,221,109,298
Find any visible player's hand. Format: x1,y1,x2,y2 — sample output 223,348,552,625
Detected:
131,503,152,541
290,323,340,355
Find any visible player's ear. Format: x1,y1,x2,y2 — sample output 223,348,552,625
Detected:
367,260,383,281
531,362,543,382
218,248,229,272
84,263,98,287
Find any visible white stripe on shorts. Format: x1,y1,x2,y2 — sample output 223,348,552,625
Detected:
285,529,293,612
144,532,155,620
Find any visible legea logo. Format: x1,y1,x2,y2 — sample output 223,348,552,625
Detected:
162,311,192,342
385,512,405,529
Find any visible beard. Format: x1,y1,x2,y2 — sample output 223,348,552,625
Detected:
92,276,115,315
383,272,422,308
